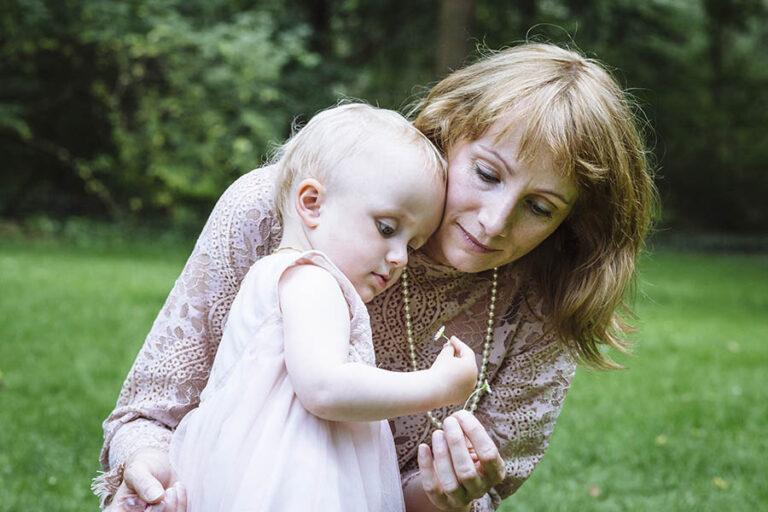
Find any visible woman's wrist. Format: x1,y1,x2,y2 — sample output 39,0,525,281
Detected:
126,446,169,468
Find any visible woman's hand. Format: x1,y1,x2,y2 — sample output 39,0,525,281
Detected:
107,447,187,512
416,410,505,511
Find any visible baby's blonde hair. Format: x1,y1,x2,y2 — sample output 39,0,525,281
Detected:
412,43,658,369
273,103,446,222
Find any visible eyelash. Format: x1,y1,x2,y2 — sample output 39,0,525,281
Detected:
474,164,499,183
475,164,554,218
527,200,553,218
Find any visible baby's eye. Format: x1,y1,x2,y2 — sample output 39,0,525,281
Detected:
377,220,396,237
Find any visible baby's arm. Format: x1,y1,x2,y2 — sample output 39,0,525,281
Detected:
280,264,478,422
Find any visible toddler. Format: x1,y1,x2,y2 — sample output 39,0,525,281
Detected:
170,104,478,511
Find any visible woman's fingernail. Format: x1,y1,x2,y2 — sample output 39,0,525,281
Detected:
146,485,163,502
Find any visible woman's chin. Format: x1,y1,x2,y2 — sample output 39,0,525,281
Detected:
423,225,515,273
451,256,501,273
431,246,507,273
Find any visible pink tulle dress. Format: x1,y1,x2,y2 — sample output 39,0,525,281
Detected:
170,250,405,512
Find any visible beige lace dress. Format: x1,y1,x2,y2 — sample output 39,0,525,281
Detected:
95,166,577,511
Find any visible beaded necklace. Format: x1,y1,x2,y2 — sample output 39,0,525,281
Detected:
402,266,498,429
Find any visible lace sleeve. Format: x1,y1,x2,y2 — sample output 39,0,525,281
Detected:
93,167,281,507
474,286,577,510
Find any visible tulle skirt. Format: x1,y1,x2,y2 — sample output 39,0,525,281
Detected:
171,348,405,512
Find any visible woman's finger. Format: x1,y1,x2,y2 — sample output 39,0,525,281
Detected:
443,416,486,499
431,430,469,505
124,461,165,504
453,410,505,486
417,444,442,499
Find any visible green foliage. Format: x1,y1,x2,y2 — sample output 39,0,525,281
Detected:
1,0,767,230
1,0,324,225
86,6,319,224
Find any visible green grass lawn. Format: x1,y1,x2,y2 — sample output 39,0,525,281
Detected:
1,240,766,511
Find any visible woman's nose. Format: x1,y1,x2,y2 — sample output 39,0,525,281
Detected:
478,198,516,238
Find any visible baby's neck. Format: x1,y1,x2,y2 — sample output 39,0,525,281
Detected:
278,220,313,253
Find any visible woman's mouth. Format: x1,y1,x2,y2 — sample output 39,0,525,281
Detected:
458,224,498,253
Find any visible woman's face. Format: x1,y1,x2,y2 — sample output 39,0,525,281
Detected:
423,117,579,273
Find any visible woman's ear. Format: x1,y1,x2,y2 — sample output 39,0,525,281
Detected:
295,178,325,228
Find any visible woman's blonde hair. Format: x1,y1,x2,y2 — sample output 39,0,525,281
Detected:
412,43,658,369
273,103,445,222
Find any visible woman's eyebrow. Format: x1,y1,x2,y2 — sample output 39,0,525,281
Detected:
539,189,573,206
479,144,513,175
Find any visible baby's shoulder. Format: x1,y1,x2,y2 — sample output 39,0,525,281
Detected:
278,261,344,300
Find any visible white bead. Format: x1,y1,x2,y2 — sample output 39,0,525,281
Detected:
405,266,498,431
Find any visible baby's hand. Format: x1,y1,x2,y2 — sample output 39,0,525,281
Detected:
429,336,478,405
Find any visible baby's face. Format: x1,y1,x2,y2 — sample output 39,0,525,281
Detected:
310,140,445,302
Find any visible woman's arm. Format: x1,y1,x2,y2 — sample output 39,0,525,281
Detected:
94,167,281,508
279,264,478,422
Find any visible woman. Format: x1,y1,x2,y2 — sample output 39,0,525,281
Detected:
95,43,656,511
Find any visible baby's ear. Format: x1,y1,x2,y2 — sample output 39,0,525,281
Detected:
295,178,325,228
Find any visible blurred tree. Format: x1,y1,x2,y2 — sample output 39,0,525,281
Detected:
436,0,475,76
1,0,767,231
1,0,323,225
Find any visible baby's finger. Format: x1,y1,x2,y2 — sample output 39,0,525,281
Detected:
157,483,186,512
112,496,146,512
174,483,187,512
434,341,456,361
449,336,476,360
109,482,146,512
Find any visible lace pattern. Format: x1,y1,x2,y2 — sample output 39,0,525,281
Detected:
96,166,577,511
370,255,576,509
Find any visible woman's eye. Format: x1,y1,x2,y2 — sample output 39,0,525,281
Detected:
528,201,553,218
377,221,396,237
474,164,499,183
